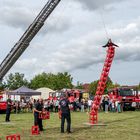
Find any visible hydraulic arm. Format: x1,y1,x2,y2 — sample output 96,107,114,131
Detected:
0,0,61,81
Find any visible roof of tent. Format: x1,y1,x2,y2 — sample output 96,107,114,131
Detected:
6,86,41,96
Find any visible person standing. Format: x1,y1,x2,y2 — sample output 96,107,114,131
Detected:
59,94,71,133
102,97,105,111
54,99,59,113
81,98,85,112
33,98,44,131
5,95,12,122
117,100,121,113
111,100,116,112
104,96,109,113
88,98,93,112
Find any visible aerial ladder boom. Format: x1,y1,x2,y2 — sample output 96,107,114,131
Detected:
0,0,61,81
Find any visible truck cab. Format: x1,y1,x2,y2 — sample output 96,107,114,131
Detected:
0,95,7,112
108,87,137,111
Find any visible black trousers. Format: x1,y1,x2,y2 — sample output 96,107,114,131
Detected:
61,112,71,132
34,113,43,131
5,108,11,121
55,106,58,112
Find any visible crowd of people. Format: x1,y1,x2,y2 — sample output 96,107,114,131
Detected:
9,97,93,114
101,96,122,113
5,95,72,133
7,95,126,115
5,94,139,133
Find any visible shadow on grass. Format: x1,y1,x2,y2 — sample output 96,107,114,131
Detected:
105,116,140,124
44,126,92,134
72,126,92,132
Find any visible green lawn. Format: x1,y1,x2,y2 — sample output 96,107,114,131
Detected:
0,111,140,140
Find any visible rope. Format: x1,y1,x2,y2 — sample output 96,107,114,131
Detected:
40,0,71,54
99,7,110,40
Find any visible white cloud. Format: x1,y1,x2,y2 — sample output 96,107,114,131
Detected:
22,18,139,75
75,0,127,11
15,58,37,70
7,20,140,81
0,0,140,85
0,0,71,34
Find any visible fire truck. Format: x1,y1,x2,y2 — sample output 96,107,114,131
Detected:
108,86,139,111
48,90,74,101
48,89,89,102
0,92,7,112
65,89,89,102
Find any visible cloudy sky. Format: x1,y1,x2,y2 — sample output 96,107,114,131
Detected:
0,0,140,85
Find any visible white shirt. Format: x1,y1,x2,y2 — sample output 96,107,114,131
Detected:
88,99,93,106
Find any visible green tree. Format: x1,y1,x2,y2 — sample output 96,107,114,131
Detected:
29,72,48,89
0,81,6,90
138,83,140,90
89,80,99,95
30,72,73,90
74,81,83,89
6,72,29,90
104,77,113,94
55,72,73,90
89,77,120,95
113,82,120,88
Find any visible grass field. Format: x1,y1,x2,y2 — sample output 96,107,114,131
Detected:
0,111,140,140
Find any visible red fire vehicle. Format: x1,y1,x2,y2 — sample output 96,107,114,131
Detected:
65,89,80,102
0,94,7,112
108,87,139,111
48,89,88,103
48,91,62,101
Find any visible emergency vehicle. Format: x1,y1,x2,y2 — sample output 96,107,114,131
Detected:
108,86,139,111
0,91,7,112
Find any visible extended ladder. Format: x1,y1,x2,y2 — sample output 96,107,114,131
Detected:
0,0,61,81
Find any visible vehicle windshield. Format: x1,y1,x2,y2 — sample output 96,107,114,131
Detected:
118,89,133,96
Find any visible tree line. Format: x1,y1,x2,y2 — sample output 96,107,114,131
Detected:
0,72,73,91
0,72,139,95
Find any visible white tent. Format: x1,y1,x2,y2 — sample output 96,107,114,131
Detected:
32,87,54,99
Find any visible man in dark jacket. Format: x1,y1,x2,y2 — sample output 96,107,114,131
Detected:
34,98,43,131
59,94,71,133
5,95,12,122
